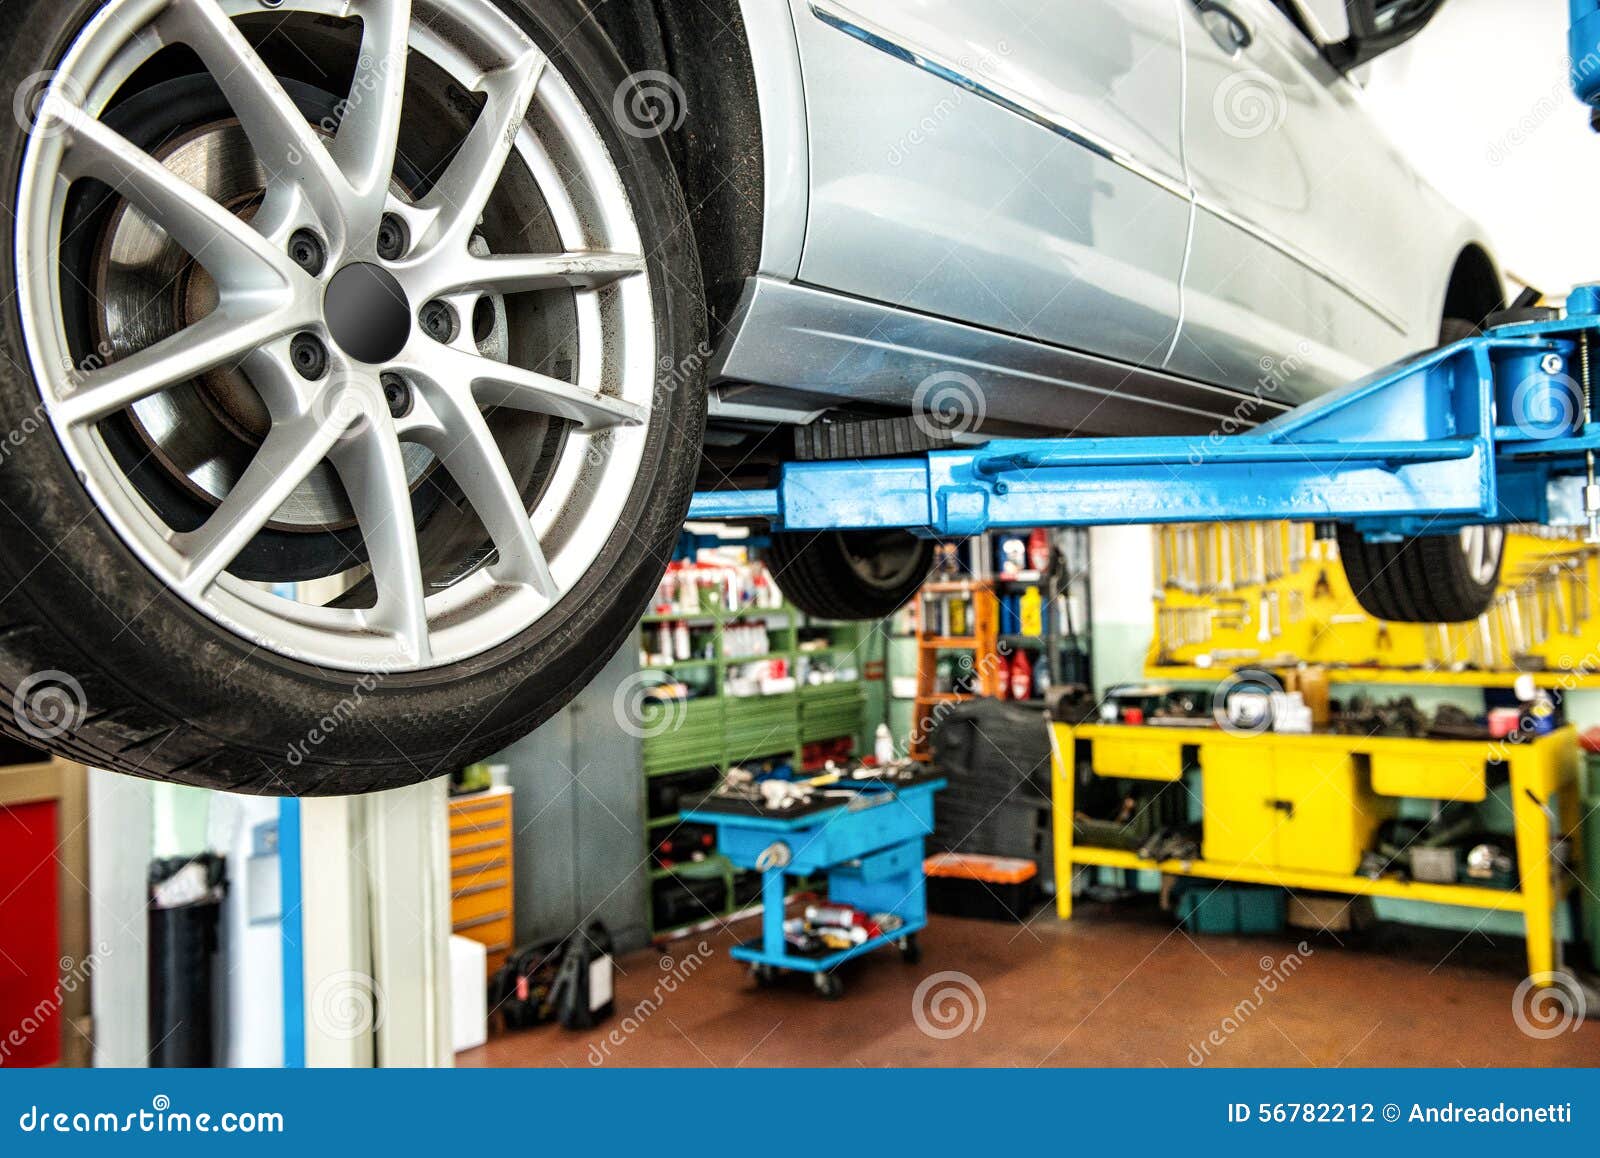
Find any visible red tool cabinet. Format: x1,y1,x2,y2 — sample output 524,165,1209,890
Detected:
0,800,61,1067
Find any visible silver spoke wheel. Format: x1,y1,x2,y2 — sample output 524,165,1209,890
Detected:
1459,526,1504,588
16,0,656,673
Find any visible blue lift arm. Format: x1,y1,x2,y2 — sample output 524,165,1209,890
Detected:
691,300,1600,541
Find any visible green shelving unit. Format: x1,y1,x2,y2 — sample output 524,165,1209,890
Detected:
639,605,870,937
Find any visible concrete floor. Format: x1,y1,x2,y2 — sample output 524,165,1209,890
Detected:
459,901,1599,1068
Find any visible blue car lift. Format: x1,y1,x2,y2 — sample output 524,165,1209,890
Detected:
692,296,1600,544
691,4,1600,545
677,7,1600,999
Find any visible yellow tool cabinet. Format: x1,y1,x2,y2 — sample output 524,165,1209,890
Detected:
1200,738,1382,875
1049,723,1582,983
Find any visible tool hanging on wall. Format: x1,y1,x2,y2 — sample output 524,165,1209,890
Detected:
1150,522,1600,683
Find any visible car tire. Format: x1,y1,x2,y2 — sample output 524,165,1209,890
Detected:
0,0,706,794
766,530,936,621
1335,318,1503,624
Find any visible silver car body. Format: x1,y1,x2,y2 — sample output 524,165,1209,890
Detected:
713,0,1496,437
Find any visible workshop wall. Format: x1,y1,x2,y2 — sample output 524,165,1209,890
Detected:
492,642,649,953
1366,0,1600,294
1090,526,1156,693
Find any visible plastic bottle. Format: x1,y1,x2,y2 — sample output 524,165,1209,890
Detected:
1010,649,1033,702
874,723,896,765
1028,528,1050,574
1032,650,1051,700
1019,586,1043,637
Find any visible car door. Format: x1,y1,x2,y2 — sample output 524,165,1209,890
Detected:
789,0,1193,374
1169,0,1441,404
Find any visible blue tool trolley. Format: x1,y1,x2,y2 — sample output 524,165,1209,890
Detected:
682,776,945,999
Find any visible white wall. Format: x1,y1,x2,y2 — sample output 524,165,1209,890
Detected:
211,795,284,1068
1089,525,1157,693
1363,0,1600,296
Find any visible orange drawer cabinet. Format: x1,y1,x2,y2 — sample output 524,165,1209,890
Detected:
448,787,515,975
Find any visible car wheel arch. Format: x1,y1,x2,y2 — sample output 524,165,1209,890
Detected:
1442,242,1507,332
592,1,768,336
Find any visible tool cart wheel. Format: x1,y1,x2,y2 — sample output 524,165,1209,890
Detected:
898,934,923,965
813,972,845,1000
750,963,778,988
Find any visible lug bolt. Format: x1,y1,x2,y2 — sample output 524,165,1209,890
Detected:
420,299,457,344
288,229,326,276
376,214,409,261
290,333,328,380
381,373,413,418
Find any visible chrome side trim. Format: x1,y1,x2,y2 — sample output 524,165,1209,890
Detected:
1189,194,1408,333
806,0,1408,335
806,0,1191,201
1165,0,1195,368
711,277,1291,437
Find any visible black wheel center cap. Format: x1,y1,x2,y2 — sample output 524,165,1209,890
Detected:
323,263,412,364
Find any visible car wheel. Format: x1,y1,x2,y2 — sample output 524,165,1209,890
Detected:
766,530,936,620
1335,318,1502,624
0,0,705,793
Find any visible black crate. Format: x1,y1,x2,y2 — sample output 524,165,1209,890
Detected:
651,874,727,931
927,874,1041,922
648,766,722,818
651,822,717,868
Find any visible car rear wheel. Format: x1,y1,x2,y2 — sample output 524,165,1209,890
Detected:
0,0,705,793
1336,318,1503,624
766,530,936,620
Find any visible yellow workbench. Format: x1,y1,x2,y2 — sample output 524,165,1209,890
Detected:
1048,722,1582,982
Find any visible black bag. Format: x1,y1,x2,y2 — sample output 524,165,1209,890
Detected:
489,922,615,1032
549,922,615,1031
489,936,566,1030
930,698,1053,799
929,699,1055,861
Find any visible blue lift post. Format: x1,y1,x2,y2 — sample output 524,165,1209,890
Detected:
691,297,1600,544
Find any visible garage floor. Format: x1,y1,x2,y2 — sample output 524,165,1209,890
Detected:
459,902,1598,1067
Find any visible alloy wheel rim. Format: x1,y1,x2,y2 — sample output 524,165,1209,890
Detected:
16,0,657,673
1459,525,1504,587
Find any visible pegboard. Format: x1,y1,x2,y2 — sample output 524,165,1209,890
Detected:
1145,523,1600,689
